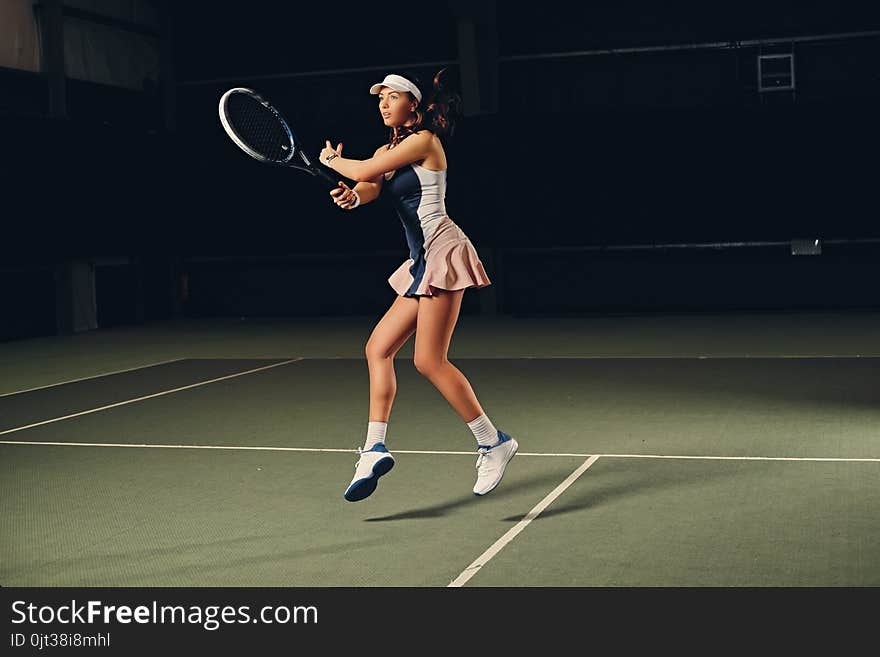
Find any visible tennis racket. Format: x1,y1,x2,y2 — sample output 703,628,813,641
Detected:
218,87,341,189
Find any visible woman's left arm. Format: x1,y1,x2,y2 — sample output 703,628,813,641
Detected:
319,132,433,182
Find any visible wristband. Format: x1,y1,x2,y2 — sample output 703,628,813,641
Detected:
350,191,360,209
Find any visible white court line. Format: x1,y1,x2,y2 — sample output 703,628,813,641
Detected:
302,355,876,359
0,359,303,437
0,442,572,456
0,358,186,398
448,455,602,587
0,441,357,453
512,355,875,359
600,453,880,462
0,442,878,463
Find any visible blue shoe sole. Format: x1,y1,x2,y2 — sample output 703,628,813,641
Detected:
344,456,394,502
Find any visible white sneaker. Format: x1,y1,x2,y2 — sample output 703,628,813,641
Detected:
343,444,395,502
473,431,518,496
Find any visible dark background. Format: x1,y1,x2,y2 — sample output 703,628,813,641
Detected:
2,1,880,340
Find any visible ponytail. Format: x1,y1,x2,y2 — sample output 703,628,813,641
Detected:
425,68,461,137
388,68,462,147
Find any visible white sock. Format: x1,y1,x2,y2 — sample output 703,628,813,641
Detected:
467,413,499,447
364,421,387,450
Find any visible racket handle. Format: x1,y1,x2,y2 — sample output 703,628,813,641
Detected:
314,167,344,190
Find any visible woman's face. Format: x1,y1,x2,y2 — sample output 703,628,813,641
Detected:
378,86,416,128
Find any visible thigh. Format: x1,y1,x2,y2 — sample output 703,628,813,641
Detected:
366,294,420,358
414,288,464,361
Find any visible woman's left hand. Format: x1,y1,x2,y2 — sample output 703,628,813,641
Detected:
319,140,342,167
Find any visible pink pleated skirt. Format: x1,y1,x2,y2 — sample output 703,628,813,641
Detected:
387,215,492,297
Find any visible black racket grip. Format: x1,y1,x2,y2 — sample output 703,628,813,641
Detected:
314,166,346,191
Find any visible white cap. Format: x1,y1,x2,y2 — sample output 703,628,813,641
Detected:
369,74,422,103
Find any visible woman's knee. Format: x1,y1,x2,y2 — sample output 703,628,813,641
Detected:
413,354,446,378
365,339,389,362
367,335,407,362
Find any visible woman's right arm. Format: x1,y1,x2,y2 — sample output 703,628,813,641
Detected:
330,145,387,209
351,175,383,205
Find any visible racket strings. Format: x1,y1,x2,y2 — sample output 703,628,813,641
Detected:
226,94,293,162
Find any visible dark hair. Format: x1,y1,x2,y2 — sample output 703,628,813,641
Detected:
389,68,462,147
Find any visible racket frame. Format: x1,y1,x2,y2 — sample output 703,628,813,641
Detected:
218,87,341,186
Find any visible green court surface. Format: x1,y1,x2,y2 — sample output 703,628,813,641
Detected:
2,312,879,586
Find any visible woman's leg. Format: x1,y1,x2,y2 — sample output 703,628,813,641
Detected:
343,295,418,502
412,288,484,422
414,288,518,496
365,294,420,422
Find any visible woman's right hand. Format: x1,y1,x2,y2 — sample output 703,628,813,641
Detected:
330,181,359,210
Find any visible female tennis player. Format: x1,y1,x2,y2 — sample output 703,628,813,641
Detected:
318,70,518,502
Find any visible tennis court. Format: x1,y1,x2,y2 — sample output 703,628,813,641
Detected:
2,312,879,586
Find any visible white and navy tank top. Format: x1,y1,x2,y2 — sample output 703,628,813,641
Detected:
383,161,448,274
